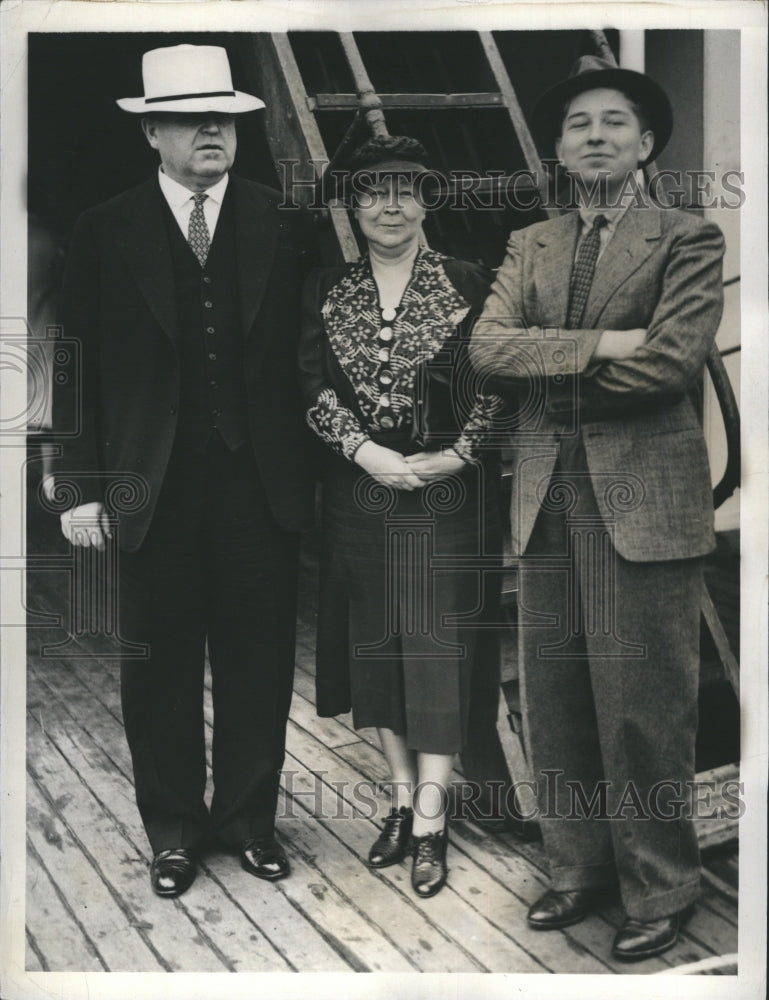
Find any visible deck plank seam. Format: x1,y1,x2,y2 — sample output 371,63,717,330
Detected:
273,781,460,972
25,802,112,972
24,927,49,973
273,750,496,970
29,586,736,971
191,868,306,973
696,897,738,930
274,753,528,973
290,723,616,940
34,655,734,966
27,706,238,973
283,718,628,959
281,720,728,967
28,672,310,970
29,667,399,972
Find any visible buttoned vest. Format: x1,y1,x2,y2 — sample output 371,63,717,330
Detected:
164,188,249,454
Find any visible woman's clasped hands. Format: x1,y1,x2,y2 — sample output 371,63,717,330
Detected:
355,440,465,491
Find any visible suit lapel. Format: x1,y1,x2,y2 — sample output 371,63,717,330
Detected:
114,179,179,348
533,213,581,326
230,176,277,340
583,205,661,327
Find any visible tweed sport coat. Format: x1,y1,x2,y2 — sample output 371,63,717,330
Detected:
54,175,317,551
469,204,725,562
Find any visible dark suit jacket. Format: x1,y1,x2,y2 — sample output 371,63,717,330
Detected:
469,205,725,562
54,174,317,550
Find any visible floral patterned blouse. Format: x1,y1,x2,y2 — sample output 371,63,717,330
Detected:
299,248,505,463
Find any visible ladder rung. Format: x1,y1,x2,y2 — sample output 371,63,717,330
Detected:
308,92,505,111
431,176,540,198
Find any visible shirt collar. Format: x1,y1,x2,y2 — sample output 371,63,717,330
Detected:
157,167,229,208
578,201,630,235
577,168,643,233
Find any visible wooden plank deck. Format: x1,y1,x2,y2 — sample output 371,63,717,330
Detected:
25,495,738,975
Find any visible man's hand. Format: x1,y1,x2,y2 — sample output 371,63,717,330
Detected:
354,441,424,491
60,501,111,550
404,449,467,483
593,328,647,361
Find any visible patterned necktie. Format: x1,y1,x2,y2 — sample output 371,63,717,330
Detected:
187,192,210,267
566,214,607,328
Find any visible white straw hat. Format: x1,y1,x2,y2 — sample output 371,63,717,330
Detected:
117,44,265,114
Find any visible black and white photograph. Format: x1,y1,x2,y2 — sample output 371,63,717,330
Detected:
0,1,766,998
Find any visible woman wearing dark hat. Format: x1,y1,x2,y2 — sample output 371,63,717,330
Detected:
299,135,506,898
470,56,725,960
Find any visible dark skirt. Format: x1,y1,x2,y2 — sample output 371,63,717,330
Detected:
315,446,502,754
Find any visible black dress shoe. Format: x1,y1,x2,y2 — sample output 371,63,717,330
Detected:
527,888,596,929
368,807,414,868
240,836,290,881
150,848,197,898
411,827,449,898
612,905,694,962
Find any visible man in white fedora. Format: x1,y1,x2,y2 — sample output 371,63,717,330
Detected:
54,44,317,897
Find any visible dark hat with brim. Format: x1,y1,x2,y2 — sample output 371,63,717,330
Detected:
532,55,673,164
340,135,433,204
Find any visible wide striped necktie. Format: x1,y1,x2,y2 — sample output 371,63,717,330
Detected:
566,214,607,328
187,192,211,267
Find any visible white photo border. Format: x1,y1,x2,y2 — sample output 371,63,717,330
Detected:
1,2,766,998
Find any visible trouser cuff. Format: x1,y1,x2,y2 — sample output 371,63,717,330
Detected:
622,876,701,921
550,861,616,891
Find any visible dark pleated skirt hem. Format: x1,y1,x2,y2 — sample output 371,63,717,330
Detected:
315,451,501,755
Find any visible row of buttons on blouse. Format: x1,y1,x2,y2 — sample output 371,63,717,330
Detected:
376,306,397,429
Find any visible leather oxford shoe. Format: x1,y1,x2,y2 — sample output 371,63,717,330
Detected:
150,848,197,898
240,836,290,881
368,807,414,868
411,827,449,898
612,905,694,962
527,888,596,929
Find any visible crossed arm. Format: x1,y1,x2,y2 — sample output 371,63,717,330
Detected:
468,220,725,411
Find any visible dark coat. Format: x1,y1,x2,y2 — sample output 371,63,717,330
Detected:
54,174,317,550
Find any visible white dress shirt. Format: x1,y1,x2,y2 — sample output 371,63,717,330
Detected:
157,168,229,241
576,202,631,262
575,168,644,261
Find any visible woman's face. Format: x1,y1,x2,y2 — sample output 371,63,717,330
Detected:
353,170,427,256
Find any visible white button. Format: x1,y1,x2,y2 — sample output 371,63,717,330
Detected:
378,347,390,362
381,307,396,321
379,394,390,407
379,327,393,341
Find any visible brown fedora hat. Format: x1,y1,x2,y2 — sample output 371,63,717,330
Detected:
532,54,673,163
